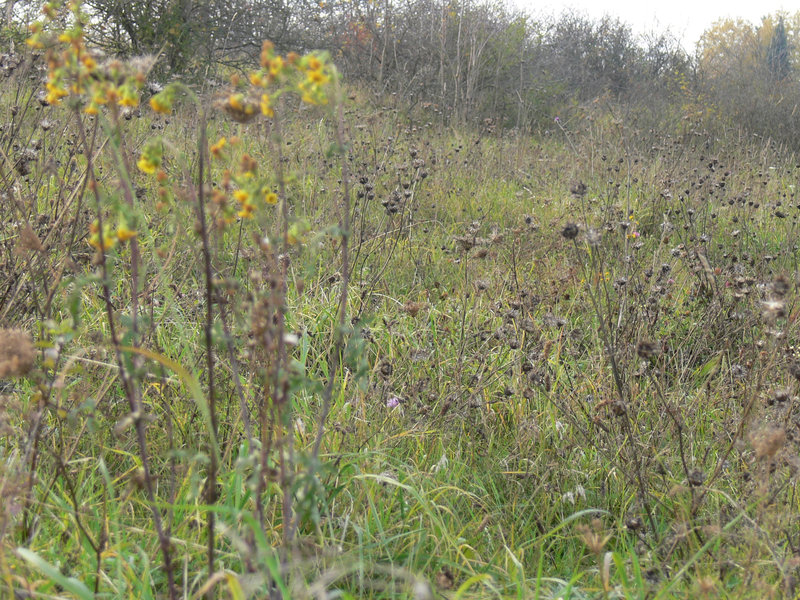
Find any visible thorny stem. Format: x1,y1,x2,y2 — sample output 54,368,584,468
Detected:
307,79,352,495
74,108,177,600
254,112,294,559
646,369,695,505
572,238,657,534
219,302,254,444
193,113,219,589
108,102,141,341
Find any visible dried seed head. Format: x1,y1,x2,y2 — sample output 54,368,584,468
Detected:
577,518,610,554
769,275,791,299
403,301,429,317
770,389,791,405
697,576,716,595
636,340,660,359
0,329,35,378
687,469,705,487
625,516,643,532
570,181,587,198
586,227,602,246
610,400,627,416
15,223,44,254
379,361,393,379
561,223,579,240
761,298,786,323
749,425,785,459
790,361,800,382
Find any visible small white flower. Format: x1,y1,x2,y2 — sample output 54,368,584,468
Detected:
431,452,449,474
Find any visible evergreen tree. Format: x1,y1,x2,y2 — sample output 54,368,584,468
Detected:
767,17,790,81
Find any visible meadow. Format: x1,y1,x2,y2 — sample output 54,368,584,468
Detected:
2,9,800,599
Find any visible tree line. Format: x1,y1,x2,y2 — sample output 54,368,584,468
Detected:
4,0,799,147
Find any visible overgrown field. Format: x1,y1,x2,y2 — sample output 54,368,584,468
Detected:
3,16,800,600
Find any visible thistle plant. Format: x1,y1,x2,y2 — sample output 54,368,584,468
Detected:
16,1,351,596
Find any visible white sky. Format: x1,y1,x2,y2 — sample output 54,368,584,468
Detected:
512,0,793,51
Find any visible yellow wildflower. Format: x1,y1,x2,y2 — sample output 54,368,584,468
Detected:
88,224,117,250
260,93,274,117
118,84,139,107
224,94,258,123
287,220,310,245
249,71,265,87
45,82,69,105
269,55,284,78
210,137,227,158
137,140,162,175
308,56,322,71
91,88,108,106
105,87,119,104
228,93,244,111
260,40,275,68
137,156,157,174
116,223,137,242
308,69,329,85
149,88,174,114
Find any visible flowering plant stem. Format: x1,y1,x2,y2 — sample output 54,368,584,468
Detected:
73,105,177,600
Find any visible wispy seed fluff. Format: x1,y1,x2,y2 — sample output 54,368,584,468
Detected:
0,329,35,378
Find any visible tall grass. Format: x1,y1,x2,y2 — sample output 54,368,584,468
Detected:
1,4,800,598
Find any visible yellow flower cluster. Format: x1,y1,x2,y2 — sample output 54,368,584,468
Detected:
207,139,280,223
210,137,227,158
28,1,145,114
223,92,259,123
297,54,332,106
149,85,177,114
201,44,335,232
136,140,163,175
88,219,137,251
245,41,335,114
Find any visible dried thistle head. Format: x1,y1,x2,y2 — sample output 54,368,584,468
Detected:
577,518,611,555
636,340,660,360
749,425,785,460
769,275,791,299
687,468,706,487
696,575,717,597
0,329,35,378
561,223,579,240
789,361,800,382
570,181,587,198
14,223,44,255
761,298,786,323
586,227,602,246
402,301,429,317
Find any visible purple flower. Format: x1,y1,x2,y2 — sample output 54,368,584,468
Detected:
386,396,401,409
554,116,560,122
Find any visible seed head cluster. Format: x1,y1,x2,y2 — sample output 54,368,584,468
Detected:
0,329,35,378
